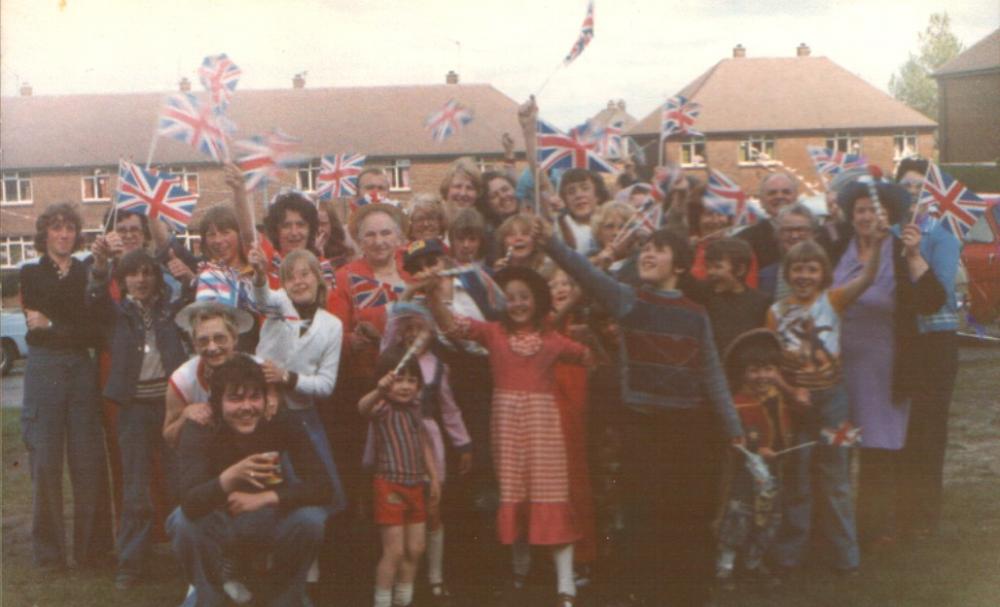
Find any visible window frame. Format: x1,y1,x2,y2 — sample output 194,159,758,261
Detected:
893,132,918,161
386,159,412,192
296,159,321,193
825,132,863,154
81,168,112,202
738,134,776,165
679,136,707,168
1,171,33,206
166,166,200,195
0,236,37,269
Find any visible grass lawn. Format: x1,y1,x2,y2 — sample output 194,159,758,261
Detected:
2,348,999,606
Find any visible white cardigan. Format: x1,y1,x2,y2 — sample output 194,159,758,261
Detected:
255,284,343,411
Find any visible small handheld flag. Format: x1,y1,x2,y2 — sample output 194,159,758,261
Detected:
316,153,366,200
821,422,862,447
426,100,473,143
235,129,304,192
806,146,867,178
198,53,241,112
536,119,616,175
659,95,701,141
116,160,197,231
157,93,232,162
564,1,595,64
705,169,764,227
917,162,987,238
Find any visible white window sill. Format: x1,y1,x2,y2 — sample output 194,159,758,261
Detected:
0,200,33,207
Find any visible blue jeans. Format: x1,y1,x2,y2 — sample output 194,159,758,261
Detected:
168,505,326,607
772,383,860,571
116,398,174,576
21,346,113,567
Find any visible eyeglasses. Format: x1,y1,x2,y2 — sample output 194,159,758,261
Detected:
765,189,795,196
116,226,144,235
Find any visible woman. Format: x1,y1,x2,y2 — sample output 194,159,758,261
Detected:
439,157,484,222
317,198,354,271
407,193,448,243
686,183,759,288
830,181,946,550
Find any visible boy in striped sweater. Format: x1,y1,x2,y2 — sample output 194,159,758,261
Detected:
535,219,743,607
359,352,441,607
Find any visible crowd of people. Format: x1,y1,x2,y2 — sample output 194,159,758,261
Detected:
17,95,962,607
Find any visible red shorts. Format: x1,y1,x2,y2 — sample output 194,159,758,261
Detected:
373,478,426,526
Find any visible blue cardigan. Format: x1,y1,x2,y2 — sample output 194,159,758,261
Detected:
544,239,742,438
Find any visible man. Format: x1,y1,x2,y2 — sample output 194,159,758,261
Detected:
757,203,818,301
20,203,113,570
738,172,800,269
357,167,391,201
169,355,330,606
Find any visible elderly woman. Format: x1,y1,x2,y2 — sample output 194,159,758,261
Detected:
407,193,448,242
830,181,946,550
439,157,484,222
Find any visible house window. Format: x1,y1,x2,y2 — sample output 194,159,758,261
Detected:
2,172,33,205
82,169,111,201
387,159,411,192
297,159,321,192
477,157,501,174
893,132,918,161
176,232,202,256
0,236,37,268
680,137,706,167
167,166,199,194
738,135,776,164
825,132,862,154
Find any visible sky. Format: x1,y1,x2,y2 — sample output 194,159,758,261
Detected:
1,0,997,130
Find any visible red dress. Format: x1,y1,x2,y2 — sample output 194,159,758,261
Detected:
454,318,588,546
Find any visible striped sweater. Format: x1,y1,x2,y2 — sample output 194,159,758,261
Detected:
545,239,742,438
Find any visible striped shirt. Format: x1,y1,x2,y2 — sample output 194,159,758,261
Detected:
371,399,428,485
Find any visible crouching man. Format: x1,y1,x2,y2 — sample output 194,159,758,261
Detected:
168,354,330,606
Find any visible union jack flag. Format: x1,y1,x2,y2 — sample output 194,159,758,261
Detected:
806,146,867,177
198,53,241,112
650,165,684,202
195,262,242,308
349,273,400,310
564,0,594,64
574,119,624,160
316,153,366,200
612,198,664,248
536,119,616,174
235,129,304,192
115,160,197,231
157,93,231,162
426,99,473,142
705,169,764,227
918,162,987,238
659,95,701,140
821,422,862,447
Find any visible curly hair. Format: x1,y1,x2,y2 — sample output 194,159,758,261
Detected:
264,191,320,255
34,203,83,254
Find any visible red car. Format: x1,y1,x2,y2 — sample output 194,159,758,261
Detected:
962,201,1000,324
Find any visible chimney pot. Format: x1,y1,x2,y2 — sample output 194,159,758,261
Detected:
293,73,306,89
178,77,191,92
617,99,626,110
733,44,746,58
20,82,33,96
446,70,459,84
796,43,811,57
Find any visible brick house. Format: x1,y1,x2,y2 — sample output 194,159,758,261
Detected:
933,28,1000,164
0,72,524,269
626,44,937,193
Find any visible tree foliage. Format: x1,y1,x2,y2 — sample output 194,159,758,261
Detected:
889,13,964,118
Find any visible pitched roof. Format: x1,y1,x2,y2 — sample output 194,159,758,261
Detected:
0,83,525,170
934,28,1000,77
628,55,936,136
587,100,637,131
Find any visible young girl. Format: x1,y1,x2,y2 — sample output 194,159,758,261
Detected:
359,353,441,607
555,169,609,256
494,213,554,275
378,300,473,603
424,265,591,607
767,237,884,575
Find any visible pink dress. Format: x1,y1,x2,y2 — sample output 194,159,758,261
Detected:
453,317,588,546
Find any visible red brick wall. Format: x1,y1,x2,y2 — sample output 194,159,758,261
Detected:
939,72,1000,163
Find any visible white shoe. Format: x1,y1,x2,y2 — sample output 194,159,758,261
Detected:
223,580,253,605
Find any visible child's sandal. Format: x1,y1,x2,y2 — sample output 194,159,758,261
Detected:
556,592,577,607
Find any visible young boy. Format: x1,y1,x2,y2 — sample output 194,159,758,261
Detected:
767,237,883,575
687,237,771,353
359,351,441,607
536,220,743,606
716,329,792,589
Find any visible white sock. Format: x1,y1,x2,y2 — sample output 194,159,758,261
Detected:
427,527,445,585
512,538,532,583
553,544,576,597
392,582,414,606
374,586,392,607
717,548,736,571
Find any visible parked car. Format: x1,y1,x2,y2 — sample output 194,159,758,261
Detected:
1,310,28,375
961,202,1000,325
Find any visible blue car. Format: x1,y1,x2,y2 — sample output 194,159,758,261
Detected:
1,309,28,375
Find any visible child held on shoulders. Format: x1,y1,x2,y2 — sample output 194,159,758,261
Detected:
359,352,441,607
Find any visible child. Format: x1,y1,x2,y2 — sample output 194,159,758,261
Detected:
555,169,610,256
378,299,473,604
716,329,792,589
686,237,771,353
536,221,743,607
359,352,441,607
423,265,591,607
767,236,885,575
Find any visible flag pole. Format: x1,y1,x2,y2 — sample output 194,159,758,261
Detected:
145,130,160,171
534,60,565,98
772,441,818,458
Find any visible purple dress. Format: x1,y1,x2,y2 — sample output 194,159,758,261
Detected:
833,237,909,450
